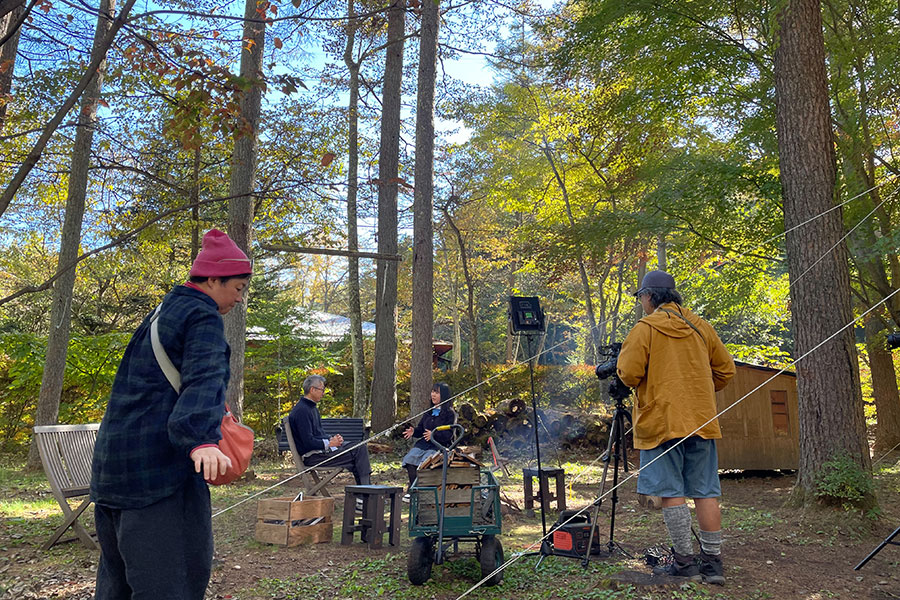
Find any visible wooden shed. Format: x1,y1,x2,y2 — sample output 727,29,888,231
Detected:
715,361,799,471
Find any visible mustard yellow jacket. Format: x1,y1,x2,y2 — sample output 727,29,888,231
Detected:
616,303,735,450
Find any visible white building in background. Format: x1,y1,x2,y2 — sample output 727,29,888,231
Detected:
248,310,375,343
303,311,376,342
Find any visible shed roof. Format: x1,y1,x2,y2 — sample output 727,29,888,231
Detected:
734,360,796,377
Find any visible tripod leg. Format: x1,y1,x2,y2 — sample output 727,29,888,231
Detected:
605,407,634,559
855,525,900,570
607,411,622,552
582,415,618,566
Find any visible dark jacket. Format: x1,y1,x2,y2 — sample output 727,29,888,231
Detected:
412,406,456,451
288,397,328,456
91,286,229,508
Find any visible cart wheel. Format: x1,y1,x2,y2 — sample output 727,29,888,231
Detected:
479,535,504,586
408,536,434,585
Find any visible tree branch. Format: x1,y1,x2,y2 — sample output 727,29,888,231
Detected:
259,242,401,262
0,0,139,220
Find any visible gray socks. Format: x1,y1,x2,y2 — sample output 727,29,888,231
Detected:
662,504,694,556
699,529,722,556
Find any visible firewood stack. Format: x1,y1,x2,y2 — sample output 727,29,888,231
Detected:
453,399,613,454
414,450,490,525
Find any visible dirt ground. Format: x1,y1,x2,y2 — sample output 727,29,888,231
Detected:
2,451,899,600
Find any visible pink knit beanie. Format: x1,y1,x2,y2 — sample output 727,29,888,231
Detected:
189,229,252,277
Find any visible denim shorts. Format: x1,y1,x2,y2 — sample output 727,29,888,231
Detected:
636,436,721,498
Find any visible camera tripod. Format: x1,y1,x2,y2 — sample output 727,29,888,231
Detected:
855,525,899,570
582,377,635,565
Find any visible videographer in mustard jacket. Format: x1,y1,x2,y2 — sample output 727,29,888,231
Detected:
617,270,735,585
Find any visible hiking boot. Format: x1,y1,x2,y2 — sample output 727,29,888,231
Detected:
698,551,725,585
652,548,701,581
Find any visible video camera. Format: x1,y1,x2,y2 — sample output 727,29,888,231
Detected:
595,343,622,380
889,333,900,350
594,343,631,402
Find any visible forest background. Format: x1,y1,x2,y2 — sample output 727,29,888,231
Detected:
0,0,899,509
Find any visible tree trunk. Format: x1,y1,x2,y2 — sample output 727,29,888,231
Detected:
451,271,461,370
409,0,439,419
774,0,872,504
190,145,201,261
369,0,405,433
864,319,900,454
505,265,516,363
27,0,116,469
344,0,368,419
657,233,667,271
224,0,266,420
0,3,24,131
633,245,647,324
443,207,484,409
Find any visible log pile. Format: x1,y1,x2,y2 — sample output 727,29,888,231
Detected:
453,399,613,455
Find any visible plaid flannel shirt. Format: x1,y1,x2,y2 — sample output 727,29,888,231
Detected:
91,286,230,509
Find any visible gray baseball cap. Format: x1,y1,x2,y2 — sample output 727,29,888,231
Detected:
635,270,676,297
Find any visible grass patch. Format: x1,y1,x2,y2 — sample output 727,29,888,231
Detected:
722,507,781,532
0,464,51,500
248,552,635,600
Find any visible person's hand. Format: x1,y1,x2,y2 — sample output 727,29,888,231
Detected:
190,446,232,482
329,434,343,448
403,427,414,440
423,429,432,441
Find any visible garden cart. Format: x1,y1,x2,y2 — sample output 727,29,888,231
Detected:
407,424,504,586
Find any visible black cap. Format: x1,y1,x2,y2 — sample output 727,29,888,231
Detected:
635,270,676,297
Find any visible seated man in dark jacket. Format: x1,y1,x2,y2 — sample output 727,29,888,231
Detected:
288,375,371,485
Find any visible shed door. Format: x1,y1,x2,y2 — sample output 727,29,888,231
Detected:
770,390,790,436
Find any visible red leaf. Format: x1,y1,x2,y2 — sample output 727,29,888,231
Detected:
320,152,336,167
273,38,283,50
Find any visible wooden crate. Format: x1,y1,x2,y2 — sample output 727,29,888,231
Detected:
255,496,334,546
417,487,476,506
416,466,480,487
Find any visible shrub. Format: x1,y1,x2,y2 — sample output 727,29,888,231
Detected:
814,451,875,511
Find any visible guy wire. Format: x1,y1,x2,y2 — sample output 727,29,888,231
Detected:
455,287,900,599
213,178,897,518
710,174,897,275
789,185,899,288
872,440,900,467
211,329,585,518
720,182,900,348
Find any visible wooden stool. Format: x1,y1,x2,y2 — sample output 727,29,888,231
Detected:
522,467,566,515
340,485,402,549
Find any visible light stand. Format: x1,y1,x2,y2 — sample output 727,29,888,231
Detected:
507,297,552,560
526,332,550,550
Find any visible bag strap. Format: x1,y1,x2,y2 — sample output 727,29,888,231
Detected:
150,304,182,393
150,303,233,415
657,307,707,345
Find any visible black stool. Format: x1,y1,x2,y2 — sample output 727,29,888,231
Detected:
340,485,402,549
522,467,566,515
